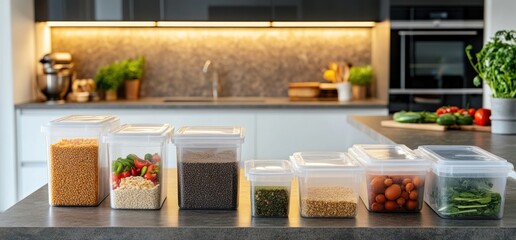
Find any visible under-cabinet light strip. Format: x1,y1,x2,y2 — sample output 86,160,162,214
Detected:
157,21,271,27
271,21,375,27
45,21,376,28
46,21,156,27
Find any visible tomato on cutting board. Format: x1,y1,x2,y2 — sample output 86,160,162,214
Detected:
474,108,491,126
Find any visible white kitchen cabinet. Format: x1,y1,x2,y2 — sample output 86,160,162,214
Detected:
18,162,48,200
15,106,386,201
255,108,386,159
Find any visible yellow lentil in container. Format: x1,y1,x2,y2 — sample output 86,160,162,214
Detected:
49,138,99,206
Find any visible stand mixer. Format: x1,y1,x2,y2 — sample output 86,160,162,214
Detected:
38,53,74,103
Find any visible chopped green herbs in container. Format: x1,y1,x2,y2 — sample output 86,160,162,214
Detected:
253,186,290,217
244,160,294,218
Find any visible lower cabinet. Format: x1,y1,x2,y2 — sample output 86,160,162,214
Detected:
18,162,48,200
15,107,387,201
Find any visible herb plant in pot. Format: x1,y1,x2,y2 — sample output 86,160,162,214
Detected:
94,61,124,101
122,56,145,100
349,65,373,100
466,30,516,134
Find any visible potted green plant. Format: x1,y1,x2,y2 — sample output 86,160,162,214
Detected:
466,30,516,134
348,65,373,100
94,61,125,101
122,56,145,100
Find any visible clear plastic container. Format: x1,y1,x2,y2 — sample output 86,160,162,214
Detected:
104,124,173,209
245,160,293,218
290,152,363,218
41,115,120,206
173,126,245,210
417,145,514,219
348,144,430,213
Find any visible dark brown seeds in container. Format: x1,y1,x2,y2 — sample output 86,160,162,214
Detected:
178,161,239,209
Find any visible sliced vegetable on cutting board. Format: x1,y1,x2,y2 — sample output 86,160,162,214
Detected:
384,106,491,132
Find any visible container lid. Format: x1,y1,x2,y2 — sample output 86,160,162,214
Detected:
290,152,363,175
41,115,120,136
417,145,514,176
348,144,430,172
245,160,293,182
173,126,245,144
104,123,173,144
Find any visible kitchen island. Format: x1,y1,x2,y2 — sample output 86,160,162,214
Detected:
2,115,516,239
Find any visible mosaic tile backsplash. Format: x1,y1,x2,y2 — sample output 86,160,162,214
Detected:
51,27,371,97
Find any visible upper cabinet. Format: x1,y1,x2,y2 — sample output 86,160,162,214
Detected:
273,0,380,21
36,0,162,21
163,0,273,21
35,0,380,22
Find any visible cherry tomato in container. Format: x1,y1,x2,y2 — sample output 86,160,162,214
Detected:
436,107,446,115
134,159,151,169
474,108,491,126
120,171,131,178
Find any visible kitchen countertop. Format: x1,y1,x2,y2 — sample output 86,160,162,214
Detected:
348,115,516,162
2,116,516,240
15,97,387,109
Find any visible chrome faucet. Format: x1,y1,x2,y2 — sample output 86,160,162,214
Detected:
202,60,219,99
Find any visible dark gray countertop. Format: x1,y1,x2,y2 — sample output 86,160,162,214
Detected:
2,116,516,240
15,97,387,110
348,115,516,162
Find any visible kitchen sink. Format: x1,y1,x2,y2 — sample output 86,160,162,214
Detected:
162,97,265,103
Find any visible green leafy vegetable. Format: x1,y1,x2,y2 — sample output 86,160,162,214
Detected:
432,177,502,218
466,30,516,98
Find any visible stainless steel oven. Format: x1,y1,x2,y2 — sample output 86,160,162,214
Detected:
388,5,484,112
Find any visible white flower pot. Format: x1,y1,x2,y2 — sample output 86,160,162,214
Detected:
491,98,516,134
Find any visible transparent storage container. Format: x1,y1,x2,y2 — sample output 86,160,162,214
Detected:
417,145,515,219
104,124,173,210
41,115,120,206
173,126,245,210
290,152,363,218
245,160,293,218
348,144,430,213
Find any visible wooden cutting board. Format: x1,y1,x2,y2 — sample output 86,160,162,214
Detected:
380,120,491,132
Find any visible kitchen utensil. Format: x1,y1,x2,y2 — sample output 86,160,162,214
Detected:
38,53,74,104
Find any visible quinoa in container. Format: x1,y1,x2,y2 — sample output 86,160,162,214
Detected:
104,123,173,210
173,126,245,210
41,115,120,206
290,152,363,218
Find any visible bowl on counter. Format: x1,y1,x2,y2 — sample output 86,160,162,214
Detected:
290,152,363,218
349,144,430,213
417,145,514,219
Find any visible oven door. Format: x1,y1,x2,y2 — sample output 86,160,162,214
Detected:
396,29,483,90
